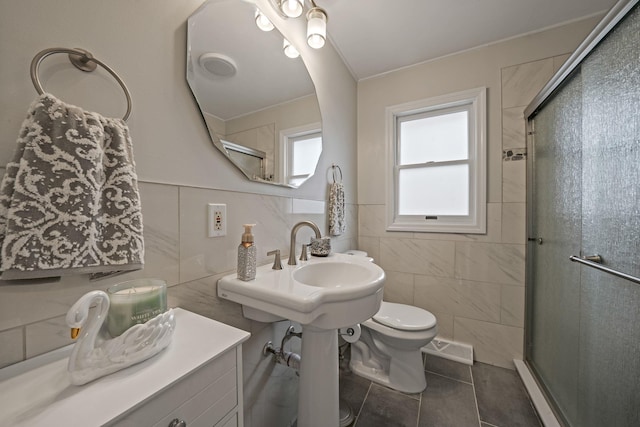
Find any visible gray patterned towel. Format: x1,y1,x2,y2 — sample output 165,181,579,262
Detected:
328,181,345,236
0,93,144,280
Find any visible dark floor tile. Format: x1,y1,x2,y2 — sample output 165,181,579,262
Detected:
419,372,480,427
340,368,372,418
355,383,420,427
424,354,473,384
472,363,541,427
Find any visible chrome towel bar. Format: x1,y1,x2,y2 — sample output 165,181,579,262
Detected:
331,163,343,183
30,47,132,121
569,255,640,285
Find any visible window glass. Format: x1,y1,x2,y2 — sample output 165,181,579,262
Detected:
399,110,468,164
291,135,322,176
398,165,469,216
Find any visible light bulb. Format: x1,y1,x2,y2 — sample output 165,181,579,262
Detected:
283,38,300,59
306,7,327,49
280,0,303,18
255,9,274,32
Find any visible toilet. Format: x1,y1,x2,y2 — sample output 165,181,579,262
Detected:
344,251,438,394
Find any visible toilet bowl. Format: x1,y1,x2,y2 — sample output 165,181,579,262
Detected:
349,301,437,393
342,250,438,393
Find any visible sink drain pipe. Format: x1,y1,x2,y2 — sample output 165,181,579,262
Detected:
263,343,302,371
263,324,361,371
263,326,302,371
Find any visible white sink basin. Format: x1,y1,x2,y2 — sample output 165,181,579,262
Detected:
219,252,385,427
292,261,373,288
217,253,385,329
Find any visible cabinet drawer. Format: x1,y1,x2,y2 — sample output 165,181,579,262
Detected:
111,348,237,427
154,370,237,427
215,411,238,427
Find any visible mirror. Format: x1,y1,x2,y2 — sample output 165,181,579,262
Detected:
187,0,322,187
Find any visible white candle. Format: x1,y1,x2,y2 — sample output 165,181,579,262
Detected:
106,279,167,337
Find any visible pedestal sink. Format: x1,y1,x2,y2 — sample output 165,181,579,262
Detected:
218,253,385,427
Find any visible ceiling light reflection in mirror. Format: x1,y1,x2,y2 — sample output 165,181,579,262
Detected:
187,0,322,187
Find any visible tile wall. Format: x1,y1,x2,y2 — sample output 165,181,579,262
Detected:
0,180,358,367
0,180,357,427
0,63,577,372
358,53,571,369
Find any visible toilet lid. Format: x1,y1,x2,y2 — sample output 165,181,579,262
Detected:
373,302,437,331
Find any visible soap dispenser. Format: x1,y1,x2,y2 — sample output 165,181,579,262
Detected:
237,224,256,281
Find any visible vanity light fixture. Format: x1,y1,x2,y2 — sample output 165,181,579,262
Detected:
280,0,304,18
262,0,328,56
306,3,327,49
255,9,274,32
283,38,300,58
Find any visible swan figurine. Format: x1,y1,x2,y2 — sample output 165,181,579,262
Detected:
65,290,176,385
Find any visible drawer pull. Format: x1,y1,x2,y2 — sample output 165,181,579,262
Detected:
169,418,187,427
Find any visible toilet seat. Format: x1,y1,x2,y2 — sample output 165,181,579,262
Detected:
373,302,436,331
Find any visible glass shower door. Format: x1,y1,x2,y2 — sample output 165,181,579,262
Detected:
576,7,640,425
527,71,583,426
526,4,640,426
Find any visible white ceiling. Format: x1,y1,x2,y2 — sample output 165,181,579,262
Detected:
187,0,619,121
320,0,618,80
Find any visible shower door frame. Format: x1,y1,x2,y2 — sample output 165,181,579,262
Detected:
523,0,639,425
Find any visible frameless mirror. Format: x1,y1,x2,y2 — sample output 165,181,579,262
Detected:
187,0,322,187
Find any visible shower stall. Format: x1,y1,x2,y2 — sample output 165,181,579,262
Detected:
523,0,640,426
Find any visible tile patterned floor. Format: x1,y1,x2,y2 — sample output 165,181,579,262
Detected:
339,352,542,427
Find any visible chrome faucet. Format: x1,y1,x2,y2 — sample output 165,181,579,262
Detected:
288,221,321,265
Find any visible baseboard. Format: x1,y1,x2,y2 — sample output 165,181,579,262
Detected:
514,359,561,427
422,337,473,365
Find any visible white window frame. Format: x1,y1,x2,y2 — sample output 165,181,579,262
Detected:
385,87,486,234
279,122,322,186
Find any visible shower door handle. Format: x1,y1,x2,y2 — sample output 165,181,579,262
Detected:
528,237,543,245
569,255,640,285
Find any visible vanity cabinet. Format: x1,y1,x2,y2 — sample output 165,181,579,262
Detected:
113,345,241,427
0,308,250,427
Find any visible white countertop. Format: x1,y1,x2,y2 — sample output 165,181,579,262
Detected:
0,308,250,426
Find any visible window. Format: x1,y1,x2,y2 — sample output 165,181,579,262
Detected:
386,87,486,233
280,124,322,187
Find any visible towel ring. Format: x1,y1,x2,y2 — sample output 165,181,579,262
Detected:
331,164,343,183
30,47,132,121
